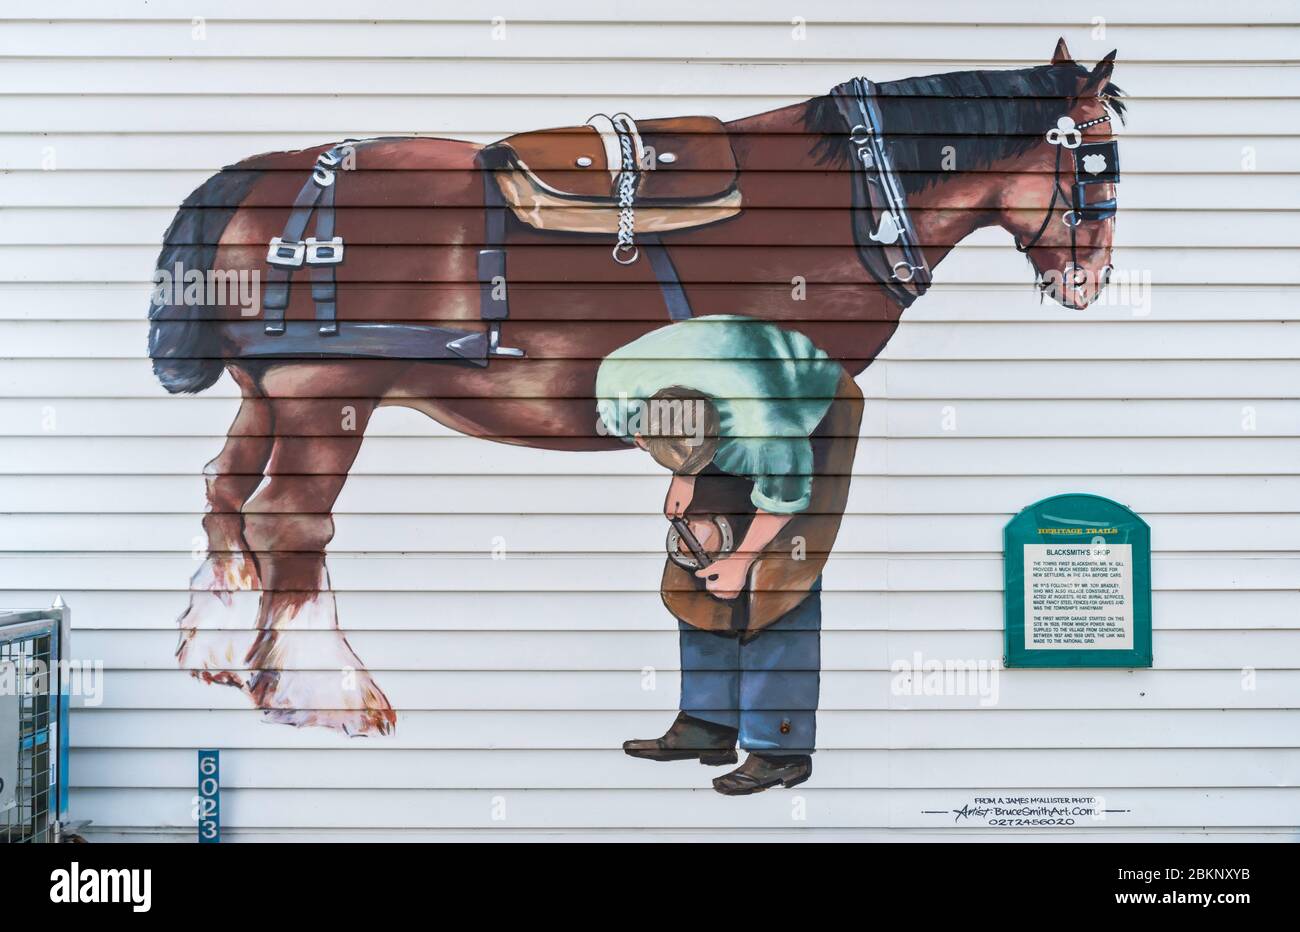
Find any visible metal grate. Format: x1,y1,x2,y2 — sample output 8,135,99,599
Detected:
0,602,69,843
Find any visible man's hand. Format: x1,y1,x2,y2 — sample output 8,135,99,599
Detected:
691,510,792,600
695,554,753,600
664,473,697,519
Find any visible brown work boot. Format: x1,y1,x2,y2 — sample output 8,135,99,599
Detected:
623,712,739,765
712,752,812,795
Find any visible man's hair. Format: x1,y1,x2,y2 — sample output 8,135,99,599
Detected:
640,386,720,474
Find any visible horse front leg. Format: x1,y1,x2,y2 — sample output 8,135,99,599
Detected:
176,375,272,690
241,394,395,736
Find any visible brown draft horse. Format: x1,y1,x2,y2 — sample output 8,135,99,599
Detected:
148,39,1125,735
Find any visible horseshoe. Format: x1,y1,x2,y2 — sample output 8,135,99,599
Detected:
666,515,734,571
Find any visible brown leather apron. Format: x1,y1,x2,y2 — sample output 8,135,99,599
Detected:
660,371,863,636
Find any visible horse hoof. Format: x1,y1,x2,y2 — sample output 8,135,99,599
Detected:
176,556,260,689
176,618,257,691
193,668,247,690
262,706,396,737
250,670,396,737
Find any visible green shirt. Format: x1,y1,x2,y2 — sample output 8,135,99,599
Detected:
595,315,845,514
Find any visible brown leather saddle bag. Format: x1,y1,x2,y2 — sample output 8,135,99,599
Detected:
481,115,742,235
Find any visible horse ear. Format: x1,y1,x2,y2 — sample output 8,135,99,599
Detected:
1051,37,1073,65
1083,49,1118,92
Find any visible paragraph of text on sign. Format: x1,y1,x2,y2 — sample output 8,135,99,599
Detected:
1022,544,1133,650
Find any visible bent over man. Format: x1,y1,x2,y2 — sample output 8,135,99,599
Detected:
596,315,863,795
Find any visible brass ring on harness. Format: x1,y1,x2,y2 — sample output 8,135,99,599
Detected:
892,260,918,283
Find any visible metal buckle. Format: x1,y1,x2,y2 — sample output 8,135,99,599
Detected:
266,237,306,268
304,236,345,265
488,322,525,358
1047,128,1082,149
1046,115,1084,149
892,260,919,283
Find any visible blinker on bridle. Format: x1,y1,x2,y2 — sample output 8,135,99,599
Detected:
1016,110,1122,295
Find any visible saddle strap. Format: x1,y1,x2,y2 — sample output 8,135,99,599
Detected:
477,163,525,357
310,181,339,334
262,143,353,336
642,233,694,322
479,166,509,323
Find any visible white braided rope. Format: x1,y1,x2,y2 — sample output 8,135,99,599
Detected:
613,127,639,264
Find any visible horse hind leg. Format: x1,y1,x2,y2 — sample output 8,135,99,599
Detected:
240,388,395,736
176,369,272,690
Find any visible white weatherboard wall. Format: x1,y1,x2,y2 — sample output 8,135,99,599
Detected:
2,2,1299,840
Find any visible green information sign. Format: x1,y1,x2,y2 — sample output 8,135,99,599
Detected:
1004,493,1151,668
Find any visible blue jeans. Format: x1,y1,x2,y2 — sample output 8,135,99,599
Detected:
678,583,821,754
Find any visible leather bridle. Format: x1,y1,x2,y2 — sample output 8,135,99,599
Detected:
1016,110,1121,300
834,80,1121,311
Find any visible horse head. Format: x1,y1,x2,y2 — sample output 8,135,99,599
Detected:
1002,39,1125,309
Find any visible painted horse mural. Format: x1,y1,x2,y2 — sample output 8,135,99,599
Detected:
148,39,1126,743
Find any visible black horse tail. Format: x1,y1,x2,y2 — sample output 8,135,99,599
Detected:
147,167,262,394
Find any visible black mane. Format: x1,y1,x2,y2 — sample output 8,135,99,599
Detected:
805,63,1127,195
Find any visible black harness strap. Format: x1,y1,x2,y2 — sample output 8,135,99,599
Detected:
832,77,932,310
239,141,523,367
263,144,350,336
1017,143,1066,254
642,233,694,322
309,178,340,335
261,181,323,334
478,168,509,323
477,165,525,357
